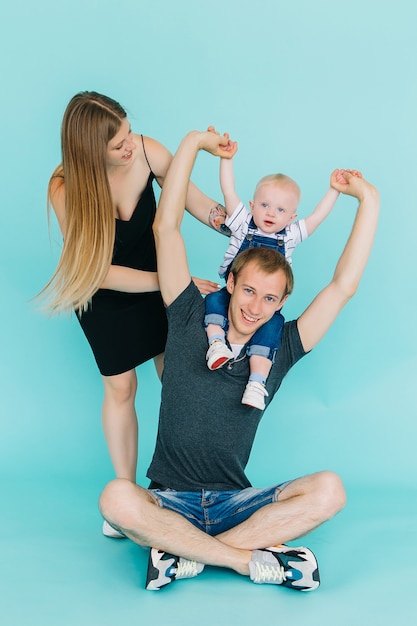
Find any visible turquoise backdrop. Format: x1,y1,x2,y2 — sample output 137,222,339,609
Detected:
1,1,416,624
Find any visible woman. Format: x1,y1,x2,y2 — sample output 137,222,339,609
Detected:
41,92,225,535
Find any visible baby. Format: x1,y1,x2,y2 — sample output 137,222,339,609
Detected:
205,132,361,410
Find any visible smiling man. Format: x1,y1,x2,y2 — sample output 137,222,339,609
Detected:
99,129,379,593
224,252,292,343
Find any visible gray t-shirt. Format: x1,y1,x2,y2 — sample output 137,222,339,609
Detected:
147,281,306,491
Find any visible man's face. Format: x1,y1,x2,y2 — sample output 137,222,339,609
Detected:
226,261,289,344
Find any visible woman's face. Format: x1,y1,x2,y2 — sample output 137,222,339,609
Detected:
106,118,136,168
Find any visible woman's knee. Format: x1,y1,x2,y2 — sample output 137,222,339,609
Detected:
103,370,137,405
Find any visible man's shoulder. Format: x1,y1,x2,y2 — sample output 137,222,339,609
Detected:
281,319,303,345
167,281,203,319
273,319,306,367
264,319,307,400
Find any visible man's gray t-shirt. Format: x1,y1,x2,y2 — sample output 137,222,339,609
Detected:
147,282,306,491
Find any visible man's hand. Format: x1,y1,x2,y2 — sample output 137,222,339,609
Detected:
205,127,238,158
330,168,362,189
331,169,377,202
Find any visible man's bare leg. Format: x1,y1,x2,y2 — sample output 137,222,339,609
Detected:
99,471,345,571
216,471,346,550
99,479,251,575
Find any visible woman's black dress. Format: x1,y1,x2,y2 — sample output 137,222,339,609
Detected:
77,173,167,376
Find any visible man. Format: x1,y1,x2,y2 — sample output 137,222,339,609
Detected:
99,129,379,592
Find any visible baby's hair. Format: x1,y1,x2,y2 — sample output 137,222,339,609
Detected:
255,173,301,201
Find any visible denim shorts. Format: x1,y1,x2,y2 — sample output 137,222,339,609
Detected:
149,482,291,536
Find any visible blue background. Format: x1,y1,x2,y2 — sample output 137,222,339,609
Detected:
1,1,416,624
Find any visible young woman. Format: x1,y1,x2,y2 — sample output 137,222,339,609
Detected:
41,92,225,535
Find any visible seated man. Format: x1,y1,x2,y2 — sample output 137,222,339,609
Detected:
99,129,379,592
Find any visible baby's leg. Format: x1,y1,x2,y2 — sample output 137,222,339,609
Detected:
204,288,234,370
242,311,285,410
206,323,226,345
241,355,272,410
248,354,273,385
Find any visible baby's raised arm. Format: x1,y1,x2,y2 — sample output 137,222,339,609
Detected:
304,169,362,236
207,126,239,216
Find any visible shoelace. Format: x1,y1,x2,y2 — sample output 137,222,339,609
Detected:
254,383,268,397
251,561,286,584
246,382,269,397
175,559,199,579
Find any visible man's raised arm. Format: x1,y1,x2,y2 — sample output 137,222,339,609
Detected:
297,171,380,352
153,130,235,307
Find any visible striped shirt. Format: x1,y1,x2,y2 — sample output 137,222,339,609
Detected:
219,202,308,279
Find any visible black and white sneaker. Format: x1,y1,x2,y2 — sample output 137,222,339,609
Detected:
146,548,204,590
249,544,320,591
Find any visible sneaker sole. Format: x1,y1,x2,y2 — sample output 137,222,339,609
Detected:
241,399,265,410
209,356,232,370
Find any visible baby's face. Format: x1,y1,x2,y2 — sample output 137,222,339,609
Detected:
250,183,299,234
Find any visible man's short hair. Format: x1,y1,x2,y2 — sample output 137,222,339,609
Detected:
230,248,294,298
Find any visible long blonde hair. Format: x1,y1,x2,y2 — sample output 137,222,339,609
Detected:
41,91,127,314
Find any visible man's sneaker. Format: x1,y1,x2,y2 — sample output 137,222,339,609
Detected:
241,381,268,410
102,519,126,539
146,548,204,590
206,340,234,370
249,544,320,591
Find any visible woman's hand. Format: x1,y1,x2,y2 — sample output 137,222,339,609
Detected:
192,277,221,295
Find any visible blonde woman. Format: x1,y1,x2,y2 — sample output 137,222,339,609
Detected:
42,92,225,536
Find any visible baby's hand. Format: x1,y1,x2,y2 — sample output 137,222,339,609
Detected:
331,168,363,188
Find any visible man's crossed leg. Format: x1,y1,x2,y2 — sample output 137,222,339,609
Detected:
99,470,345,592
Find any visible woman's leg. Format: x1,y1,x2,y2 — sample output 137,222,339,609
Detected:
153,352,165,381
102,369,138,481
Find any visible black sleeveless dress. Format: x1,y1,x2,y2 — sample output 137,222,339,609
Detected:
76,172,168,376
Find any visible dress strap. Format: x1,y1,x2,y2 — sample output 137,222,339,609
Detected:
141,134,153,173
